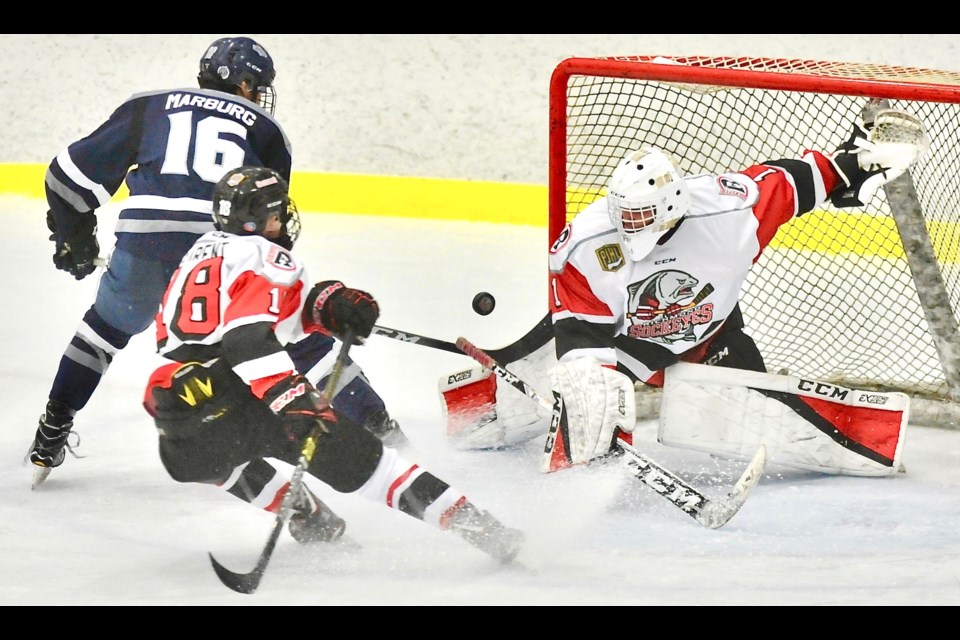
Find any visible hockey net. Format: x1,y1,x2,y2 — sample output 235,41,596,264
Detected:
549,56,960,427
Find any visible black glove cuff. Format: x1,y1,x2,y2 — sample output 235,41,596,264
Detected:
304,281,344,314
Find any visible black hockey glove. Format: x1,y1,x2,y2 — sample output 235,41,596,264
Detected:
48,211,100,280
262,373,338,446
305,280,380,344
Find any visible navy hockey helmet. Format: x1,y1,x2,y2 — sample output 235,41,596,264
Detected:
212,166,300,250
198,37,277,114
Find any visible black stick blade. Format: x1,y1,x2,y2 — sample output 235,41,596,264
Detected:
208,552,266,595
209,504,284,593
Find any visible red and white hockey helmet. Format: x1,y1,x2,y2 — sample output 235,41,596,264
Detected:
606,147,691,261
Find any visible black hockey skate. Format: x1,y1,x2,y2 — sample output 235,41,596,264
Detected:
364,409,409,448
27,400,79,489
288,486,347,544
447,501,525,564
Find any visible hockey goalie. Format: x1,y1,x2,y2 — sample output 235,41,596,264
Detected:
440,106,926,477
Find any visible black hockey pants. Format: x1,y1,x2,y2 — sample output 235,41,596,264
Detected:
145,358,382,493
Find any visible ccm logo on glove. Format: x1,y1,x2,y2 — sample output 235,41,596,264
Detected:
268,379,308,413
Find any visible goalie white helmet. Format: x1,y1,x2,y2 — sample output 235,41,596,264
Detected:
606,147,691,261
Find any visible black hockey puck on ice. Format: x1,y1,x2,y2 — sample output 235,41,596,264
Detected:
472,292,496,316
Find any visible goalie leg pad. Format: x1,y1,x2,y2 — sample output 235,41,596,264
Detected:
439,338,556,451
658,362,909,476
439,367,502,449
542,358,636,472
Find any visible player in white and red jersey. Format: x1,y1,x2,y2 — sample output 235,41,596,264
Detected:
441,109,929,473
548,146,840,387
143,166,524,561
541,110,930,470
29,36,407,493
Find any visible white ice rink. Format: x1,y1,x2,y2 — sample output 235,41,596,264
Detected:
1,197,958,605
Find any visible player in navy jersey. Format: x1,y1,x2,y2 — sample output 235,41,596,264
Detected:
26,37,288,491
28,37,407,499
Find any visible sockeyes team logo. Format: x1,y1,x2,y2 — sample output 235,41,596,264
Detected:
625,270,715,344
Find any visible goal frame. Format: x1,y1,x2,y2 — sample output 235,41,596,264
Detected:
548,56,960,427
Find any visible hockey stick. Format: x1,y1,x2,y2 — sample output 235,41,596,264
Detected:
208,329,356,594
626,283,715,319
455,336,766,530
371,325,462,355
371,312,554,363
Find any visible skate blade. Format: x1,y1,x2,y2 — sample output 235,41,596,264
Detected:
31,465,53,490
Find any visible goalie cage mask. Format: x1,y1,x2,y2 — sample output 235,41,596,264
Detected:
607,147,691,261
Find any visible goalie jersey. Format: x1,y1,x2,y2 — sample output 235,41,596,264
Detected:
548,150,844,385
45,88,292,262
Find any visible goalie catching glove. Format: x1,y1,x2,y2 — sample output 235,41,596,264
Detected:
542,357,636,473
829,107,930,208
304,280,379,344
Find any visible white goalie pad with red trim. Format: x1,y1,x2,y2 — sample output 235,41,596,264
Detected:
541,358,636,473
438,339,555,450
439,366,502,449
658,362,909,476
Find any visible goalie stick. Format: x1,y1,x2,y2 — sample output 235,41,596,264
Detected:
455,336,766,530
371,312,553,363
208,329,356,594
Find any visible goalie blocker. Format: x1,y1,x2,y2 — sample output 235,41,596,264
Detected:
659,362,909,476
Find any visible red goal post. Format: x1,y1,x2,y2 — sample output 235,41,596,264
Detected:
548,56,960,427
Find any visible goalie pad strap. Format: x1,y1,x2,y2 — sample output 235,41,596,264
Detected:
542,358,636,472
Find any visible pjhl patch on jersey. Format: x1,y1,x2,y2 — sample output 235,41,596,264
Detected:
596,244,625,272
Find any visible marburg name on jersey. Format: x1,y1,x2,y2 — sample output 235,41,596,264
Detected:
165,93,259,126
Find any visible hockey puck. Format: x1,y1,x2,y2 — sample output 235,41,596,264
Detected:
472,291,496,316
